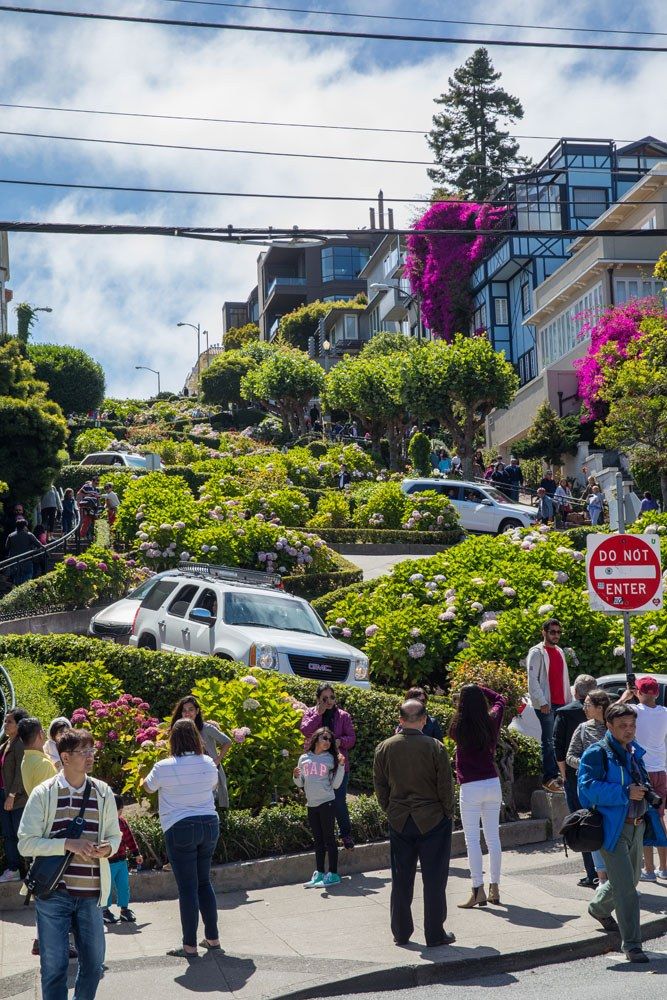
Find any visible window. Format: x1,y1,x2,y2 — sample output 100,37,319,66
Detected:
640,212,657,231
571,187,607,219
494,297,509,325
521,283,531,316
140,580,179,611
369,306,380,335
194,588,219,617
471,301,487,332
168,584,200,618
321,246,370,283
463,488,485,504
540,282,604,366
615,278,664,304
344,314,359,340
223,593,327,636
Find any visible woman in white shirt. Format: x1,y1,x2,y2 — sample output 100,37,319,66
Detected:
143,719,219,958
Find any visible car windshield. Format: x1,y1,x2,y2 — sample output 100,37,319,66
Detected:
127,574,165,601
482,486,513,505
224,593,327,636
125,455,148,469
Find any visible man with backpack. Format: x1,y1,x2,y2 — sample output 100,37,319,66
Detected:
578,701,667,963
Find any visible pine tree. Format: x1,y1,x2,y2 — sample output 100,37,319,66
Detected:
427,47,532,201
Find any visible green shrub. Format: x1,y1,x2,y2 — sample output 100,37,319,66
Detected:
44,660,122,717
307,440,328,458
312,528,462,545
3,656,60,726
311,579,379,617
307,491,352,530
57,464,142,494
353,481,409,530
72,427,116,459
507,731,542,779
445,657,526,722
72,695,160,790
115,472,200,547
627,511,667,535
408,431,432,476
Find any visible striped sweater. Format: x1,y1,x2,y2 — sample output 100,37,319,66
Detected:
51,784,101,898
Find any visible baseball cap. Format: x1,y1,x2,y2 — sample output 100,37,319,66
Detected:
636,676,660,693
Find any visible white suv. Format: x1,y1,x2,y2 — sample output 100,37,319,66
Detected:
128,564,370,688
401,478,537,534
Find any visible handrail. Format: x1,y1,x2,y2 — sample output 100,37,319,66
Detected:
0,664,16,738
0,508,82,576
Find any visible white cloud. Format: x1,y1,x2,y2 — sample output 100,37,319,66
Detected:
2,0,666,395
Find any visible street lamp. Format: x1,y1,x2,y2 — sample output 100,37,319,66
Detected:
321,338,332,372
370,282,423,343
177,320,201,385
135,365,161,395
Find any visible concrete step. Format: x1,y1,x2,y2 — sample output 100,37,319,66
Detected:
530,789,569,837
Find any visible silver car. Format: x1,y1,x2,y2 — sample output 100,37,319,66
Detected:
89,572,173,643
401,478,537,534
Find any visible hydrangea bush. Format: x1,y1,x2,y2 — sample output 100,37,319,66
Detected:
72,695,160,789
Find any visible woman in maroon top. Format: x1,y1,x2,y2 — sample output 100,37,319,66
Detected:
449,685,506,908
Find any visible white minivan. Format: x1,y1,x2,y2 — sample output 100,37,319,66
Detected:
401,478,537,534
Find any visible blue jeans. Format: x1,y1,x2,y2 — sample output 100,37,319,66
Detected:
0,790,24,871
564,774,597,881
164,815,219,948
537,708,559,783
35,890,105,1000
106,860,130,909
334,771,352,839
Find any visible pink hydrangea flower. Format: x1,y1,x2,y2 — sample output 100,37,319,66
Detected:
241,675,259,686
232,726,251,743
365,624,379,638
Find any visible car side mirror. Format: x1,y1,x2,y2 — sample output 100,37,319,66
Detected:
329,625,343,638
480,498,494,506
190,607,215,626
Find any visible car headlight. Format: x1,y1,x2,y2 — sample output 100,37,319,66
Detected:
354,656,369,681
252,643,278,671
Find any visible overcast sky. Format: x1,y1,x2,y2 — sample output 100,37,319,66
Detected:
1,0,665,397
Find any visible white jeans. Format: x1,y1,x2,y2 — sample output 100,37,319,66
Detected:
459,777,502,887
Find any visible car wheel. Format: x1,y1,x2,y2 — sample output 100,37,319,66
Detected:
498,518,523,533
214,653,233,661
137,634,157,650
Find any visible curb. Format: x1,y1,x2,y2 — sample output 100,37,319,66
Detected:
270,913,667,1000
0,819,548,910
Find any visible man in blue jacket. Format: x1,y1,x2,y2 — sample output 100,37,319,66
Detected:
578,701,667,963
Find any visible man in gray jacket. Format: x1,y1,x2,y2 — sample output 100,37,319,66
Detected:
526,618,572,793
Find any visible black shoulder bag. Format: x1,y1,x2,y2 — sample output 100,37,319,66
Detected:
559,747,606,853
24,780,92,901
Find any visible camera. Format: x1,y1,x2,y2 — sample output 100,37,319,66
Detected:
644,785,663,810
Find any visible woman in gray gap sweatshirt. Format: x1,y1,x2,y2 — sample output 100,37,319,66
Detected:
293,726,345,888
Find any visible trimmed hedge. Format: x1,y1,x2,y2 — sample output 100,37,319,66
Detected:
282,550,362,599
129,795,388,866
311,579,379,617
313,527,463,545
56,463,209,496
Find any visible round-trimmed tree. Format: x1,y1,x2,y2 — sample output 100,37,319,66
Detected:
28,344,105,415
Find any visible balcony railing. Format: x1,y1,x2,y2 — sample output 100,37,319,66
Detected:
268,317,281,340
266,276,307,298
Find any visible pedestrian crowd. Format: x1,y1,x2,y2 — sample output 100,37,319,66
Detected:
1,625,667,999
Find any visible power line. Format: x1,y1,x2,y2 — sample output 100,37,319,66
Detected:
2,175,667,210
152,0,667,38
2,221,667,240
0,127,433,166
2,5,667,53
0,102,637,145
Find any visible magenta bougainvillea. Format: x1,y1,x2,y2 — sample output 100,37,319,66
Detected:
575,298,667,420
405,201,507,340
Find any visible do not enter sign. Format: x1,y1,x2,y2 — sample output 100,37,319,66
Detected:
587,533,663,613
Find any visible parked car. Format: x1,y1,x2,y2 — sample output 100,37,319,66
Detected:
593,673,667,705
79,451,150,469
401,478,537,534
128,564,371,688
89,571,173,642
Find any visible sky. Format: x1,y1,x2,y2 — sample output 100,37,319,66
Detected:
1,0,666,397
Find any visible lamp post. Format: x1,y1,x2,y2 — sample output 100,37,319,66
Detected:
370,282,423,343
177,320,201,388
322,338,332,372
135,365,161,395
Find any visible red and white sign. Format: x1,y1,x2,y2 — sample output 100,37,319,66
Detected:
586,533,663,613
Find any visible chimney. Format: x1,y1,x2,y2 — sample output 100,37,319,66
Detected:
378,190,385,230
369,207,376,229
387,208,394,230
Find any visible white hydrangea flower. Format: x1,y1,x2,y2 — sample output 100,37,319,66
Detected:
538,603,555,615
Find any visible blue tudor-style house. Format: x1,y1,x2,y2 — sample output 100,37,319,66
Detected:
470,136,667,388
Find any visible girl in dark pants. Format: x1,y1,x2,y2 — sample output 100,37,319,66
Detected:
294,727,345,888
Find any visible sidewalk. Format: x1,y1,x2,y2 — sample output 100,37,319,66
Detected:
2,842,667,1000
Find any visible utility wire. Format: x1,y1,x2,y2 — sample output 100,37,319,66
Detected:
0,128,433,166
1,5,667,53
2,221,666,240
2,175,667,209
152,0,667,38
0,102,637,145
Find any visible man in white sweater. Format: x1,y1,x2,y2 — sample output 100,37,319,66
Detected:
526,618,573,793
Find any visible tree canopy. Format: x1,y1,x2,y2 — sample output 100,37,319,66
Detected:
360,332,419,357
279,297,366,352
426,47,531,200
512,402,580,467
241,349,325,436
200,350,258,408
0,340,68,504
222,323,260,351
28,343,105,415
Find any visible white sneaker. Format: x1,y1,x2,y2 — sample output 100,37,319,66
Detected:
640,869,657,882
657,869,667,879
0,869,20,883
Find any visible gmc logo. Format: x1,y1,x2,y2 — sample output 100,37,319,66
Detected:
308,662,332,673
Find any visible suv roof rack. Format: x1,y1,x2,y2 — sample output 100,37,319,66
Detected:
179,563,283,590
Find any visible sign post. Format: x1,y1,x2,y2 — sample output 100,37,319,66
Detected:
586,472,663,683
